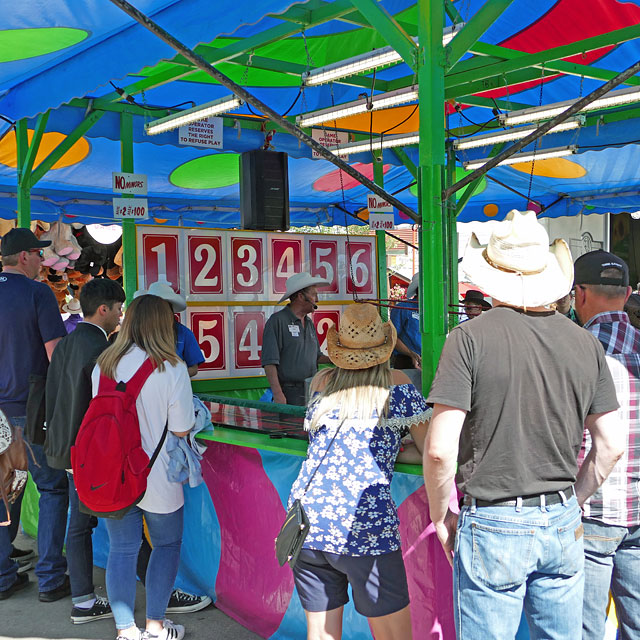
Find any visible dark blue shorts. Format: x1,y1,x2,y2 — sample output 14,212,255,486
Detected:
292,548,410,618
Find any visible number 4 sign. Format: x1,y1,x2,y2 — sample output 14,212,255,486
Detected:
233,310,265,370
271,237,302,296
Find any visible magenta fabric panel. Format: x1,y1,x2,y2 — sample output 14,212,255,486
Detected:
201,443,294,637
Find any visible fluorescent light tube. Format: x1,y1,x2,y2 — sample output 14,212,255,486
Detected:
303,25,464,86
454,117,583,150
296,86,419,127
331,132,420,157
463,145,577,171
145,95,243,135
499,86,640,126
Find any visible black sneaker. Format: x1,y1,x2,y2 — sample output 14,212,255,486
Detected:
0,573,29,600
165,588,212,614
12,557,33,574
39,574,71,602
71,596,114,624
10,546,35,562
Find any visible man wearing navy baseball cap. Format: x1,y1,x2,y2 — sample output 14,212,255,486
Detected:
573,250,639,640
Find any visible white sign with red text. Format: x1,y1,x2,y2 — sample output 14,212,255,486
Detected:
112,172,147,195
178,117,223,149
367,193,393,212
312,128,349,159
369,213,395,230
113,198,149,220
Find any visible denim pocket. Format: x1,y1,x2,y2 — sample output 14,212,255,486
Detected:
471,521,535,590
557,515,585,576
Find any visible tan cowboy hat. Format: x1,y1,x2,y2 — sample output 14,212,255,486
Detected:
278,272,330,304
461,209,573,308
134,281,186,312
327,303,397,370
62,297,82,314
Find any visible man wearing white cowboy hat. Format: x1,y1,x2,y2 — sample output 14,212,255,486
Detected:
424,210,624,640
62,296,83,334
134,281,204,377
262,272,331,406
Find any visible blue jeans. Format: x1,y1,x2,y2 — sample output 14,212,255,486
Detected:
10,417,69,592
105,506,183,629
67,473,98,604
582,518,640,640
454,496,584,640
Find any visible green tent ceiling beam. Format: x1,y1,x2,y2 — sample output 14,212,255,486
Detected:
392,148,418,179
445,0,517,70
22,111,50,178
347,0,418,71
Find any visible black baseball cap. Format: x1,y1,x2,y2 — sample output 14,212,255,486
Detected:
1,228,51,256
574,249,629,287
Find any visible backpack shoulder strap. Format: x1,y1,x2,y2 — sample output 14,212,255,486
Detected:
123,358,157,399
98,373,117,394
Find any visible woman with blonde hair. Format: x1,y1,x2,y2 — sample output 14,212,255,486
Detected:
287,303,430,640
92,295,194,640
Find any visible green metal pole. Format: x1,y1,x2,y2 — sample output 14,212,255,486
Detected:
120,112,137,302
15,120,31,228
373,159,389,321
445,141,459,331
418,0,447,393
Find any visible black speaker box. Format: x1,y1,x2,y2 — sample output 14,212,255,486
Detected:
240,150,290,231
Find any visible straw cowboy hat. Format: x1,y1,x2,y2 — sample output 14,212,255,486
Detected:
327,303,397,370
62,297,82,314
134,281,186,312
279,272,330,304
460,209,573,308
406,272,419,299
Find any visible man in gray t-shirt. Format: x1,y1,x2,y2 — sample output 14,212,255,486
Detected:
262,272,331,406
424,210,624,640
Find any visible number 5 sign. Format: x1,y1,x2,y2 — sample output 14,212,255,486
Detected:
189,311,226,372
307,239,339,294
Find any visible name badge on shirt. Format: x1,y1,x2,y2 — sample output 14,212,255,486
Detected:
288,324,300,337
412,311,419,320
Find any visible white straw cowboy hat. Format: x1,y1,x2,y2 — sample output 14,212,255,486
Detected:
279,272,330,304
62,297,82,314
461,209,573,308
134,281,186,312
327,303,397,370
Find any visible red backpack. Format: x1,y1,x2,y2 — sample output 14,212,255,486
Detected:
71,358,167,519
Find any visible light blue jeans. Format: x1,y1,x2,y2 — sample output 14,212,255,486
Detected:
105,506,183,629
454,496,584,640
582,518,640,640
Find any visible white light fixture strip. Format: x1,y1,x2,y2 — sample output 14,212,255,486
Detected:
303,25,464,86
454,117,583,150
463,145,577,171
145,95,243,135
499,86,640,126
296,86,419,127
331,131,420,157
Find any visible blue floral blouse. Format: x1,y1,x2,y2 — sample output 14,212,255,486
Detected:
288,383,431,557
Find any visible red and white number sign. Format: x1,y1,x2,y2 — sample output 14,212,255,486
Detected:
345,240,374,296
188,235,223,295
231,236,264,295
313,309,340,355
191,312,226,372
233,311,265,369
271,238,302,296
142,233,180,291
308,239,339,293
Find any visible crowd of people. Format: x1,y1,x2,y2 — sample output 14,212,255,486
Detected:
0,210,638,640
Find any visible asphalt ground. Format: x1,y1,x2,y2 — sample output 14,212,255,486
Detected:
1,532,261,640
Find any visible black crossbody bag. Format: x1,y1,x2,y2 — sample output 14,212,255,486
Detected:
275,420,345,569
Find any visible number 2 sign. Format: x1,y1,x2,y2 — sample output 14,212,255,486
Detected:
313,309,340,355
188,235,223,295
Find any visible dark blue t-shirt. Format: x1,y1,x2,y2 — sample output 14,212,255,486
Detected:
175,321,204,368
0,273,66,416
391,298,421,355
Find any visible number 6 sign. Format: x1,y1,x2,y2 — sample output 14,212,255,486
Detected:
345,240,374,296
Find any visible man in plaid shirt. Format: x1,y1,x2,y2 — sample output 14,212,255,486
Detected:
574,249,639,640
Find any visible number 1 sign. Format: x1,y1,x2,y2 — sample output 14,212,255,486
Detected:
141,232,180,292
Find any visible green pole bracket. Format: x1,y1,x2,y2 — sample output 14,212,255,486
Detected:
15,119,31,228
418,0,447,395
347,0,418,71
120,112,138,303
373,159,389,321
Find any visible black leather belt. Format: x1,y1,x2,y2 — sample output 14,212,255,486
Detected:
280,381,304,388
462,486,575,508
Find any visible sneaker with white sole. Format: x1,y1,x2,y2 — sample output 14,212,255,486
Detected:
116,626,142,640
12,557,33,574
143,619,185,640
71,596,114,624
166,588,212,614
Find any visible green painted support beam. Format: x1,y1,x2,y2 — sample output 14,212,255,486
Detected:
418,0,447,393
445,141,458,332
21,111,49,180
347,0,418,71
456,177,484,214
15,120,31,228
445,0,517,70
373,159,389,321
452,94,532,111
120,112,137,303
31,111,105,185
392,147,418,179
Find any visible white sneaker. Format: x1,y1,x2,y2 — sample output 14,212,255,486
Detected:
143,619,185,640
116,626,142,640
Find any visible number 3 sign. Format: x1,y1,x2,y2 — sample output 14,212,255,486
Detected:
231,236,264,295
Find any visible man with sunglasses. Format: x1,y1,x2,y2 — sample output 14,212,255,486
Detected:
0,228,68,601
